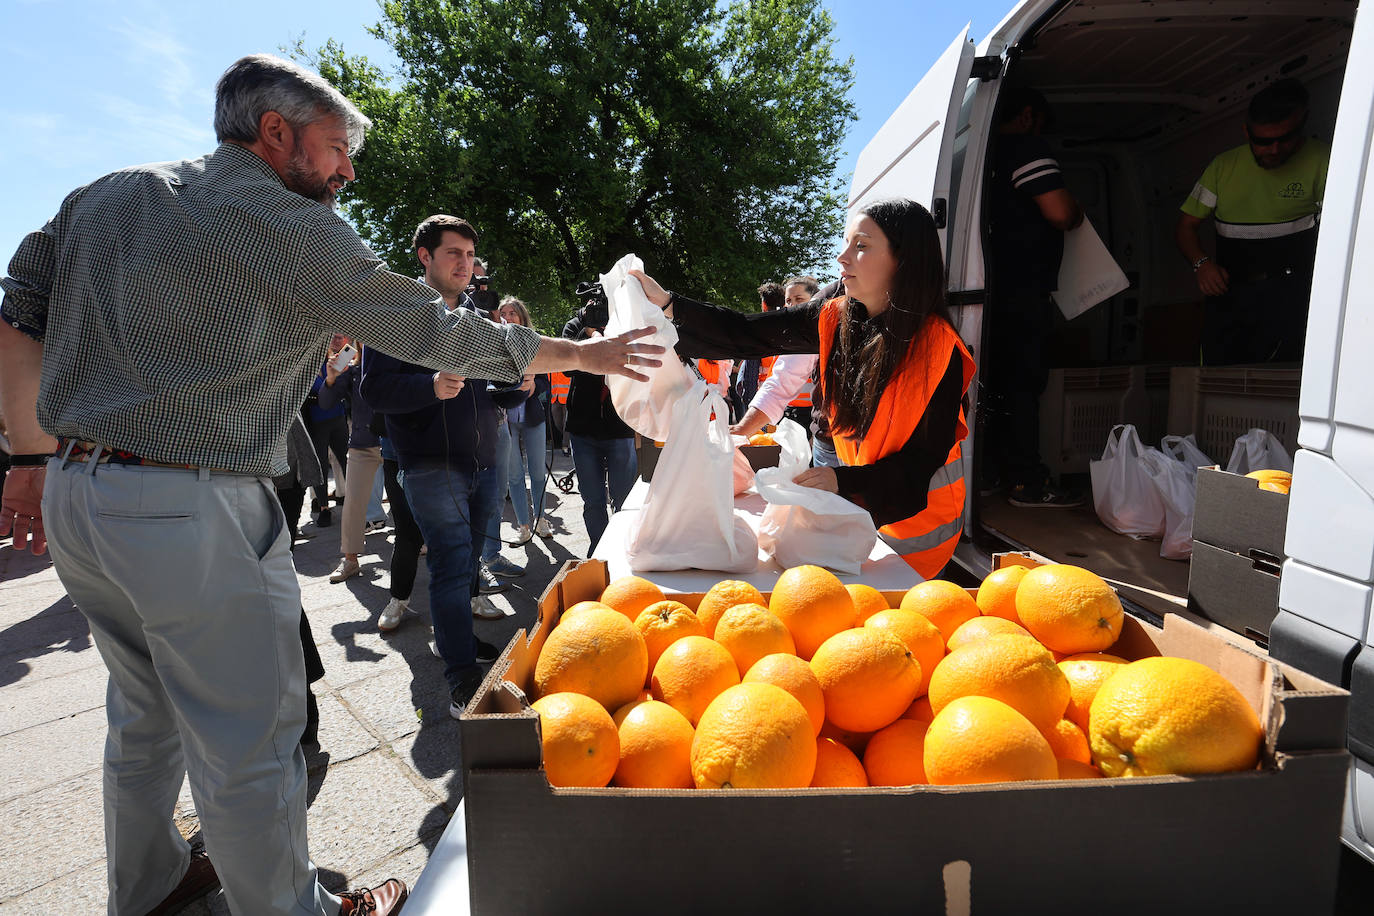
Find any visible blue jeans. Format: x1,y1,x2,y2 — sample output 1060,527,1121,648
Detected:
481,422,511,562
570,434,637,552
366,464,386,522
813,436,841,469
399,463,499,689
506,419,548,527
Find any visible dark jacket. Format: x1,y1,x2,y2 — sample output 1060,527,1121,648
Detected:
512,374,550,428
360,340,525,472
317,361,380,450
561,315,633,440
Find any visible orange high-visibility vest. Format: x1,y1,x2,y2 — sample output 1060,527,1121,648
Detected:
550,371,571,405
757,356,777,386
818,298,975,579
697,359,723,385
788,371,814,409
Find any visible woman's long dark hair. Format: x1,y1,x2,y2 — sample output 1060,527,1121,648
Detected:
824,198,952,438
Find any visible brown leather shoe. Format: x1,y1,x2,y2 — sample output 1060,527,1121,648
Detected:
146,842,219,915
338,878,408,915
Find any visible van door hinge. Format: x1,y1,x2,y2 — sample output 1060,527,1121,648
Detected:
932,198,948,229
970,56,1002,81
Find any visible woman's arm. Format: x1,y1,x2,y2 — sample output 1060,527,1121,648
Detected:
629,268,823,359
822,355,964,528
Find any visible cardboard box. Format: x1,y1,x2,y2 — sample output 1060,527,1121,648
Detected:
1192,467,1289,560
459,559,1349,915
1188,540,1281,644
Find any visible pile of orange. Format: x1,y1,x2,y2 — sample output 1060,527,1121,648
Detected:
527,567,1264,789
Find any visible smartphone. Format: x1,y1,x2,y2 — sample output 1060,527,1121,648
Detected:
331,344,357,371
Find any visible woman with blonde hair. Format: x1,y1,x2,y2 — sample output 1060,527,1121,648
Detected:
499,297,555,541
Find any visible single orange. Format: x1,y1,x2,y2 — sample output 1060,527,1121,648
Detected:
1056,758,1105,779
713,603,796,676
612,699,696,789
811,737,869,787
1058,652,1129,733
864,608,945,697
1015,564,1124,655
976,565,1030,624
599,575,667,623
927,634,1070,735
945,615,1032,652
924,695,1057,785
1045,718,1092,764
899,579,980,643
863,719,930,786
846,583,891,624
1089,656,1262,777
534,607,648,712
651,635,740,726
691,683,817,789
531,692,619,788
810,628,922,733
561,600,617,623
695,579,768,638
634,601,707,682
818,719,876,756
901,695,935,723
769,565,855,660
743,653,826,736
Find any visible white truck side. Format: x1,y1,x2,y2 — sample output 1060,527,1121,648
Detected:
850,0,1372,864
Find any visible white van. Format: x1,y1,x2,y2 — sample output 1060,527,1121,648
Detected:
849,0,1372,865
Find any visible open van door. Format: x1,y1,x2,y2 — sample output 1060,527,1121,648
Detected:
847,25,974,252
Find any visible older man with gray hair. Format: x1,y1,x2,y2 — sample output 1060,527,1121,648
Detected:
0,54,659,915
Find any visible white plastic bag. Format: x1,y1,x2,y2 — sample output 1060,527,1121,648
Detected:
1089,424,1166,538
600,254,696,441
730,435,755,495
1225,428,1294,475
771,418,811,471
626,383,758,573
754,466,878,576
1140,448,1195,560
1161,434,1213,480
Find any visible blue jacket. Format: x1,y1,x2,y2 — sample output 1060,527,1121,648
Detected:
317,362,380,450
360,342,524,472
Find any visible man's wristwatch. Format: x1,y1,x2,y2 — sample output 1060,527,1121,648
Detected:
1191,255,1211,271
7,454,50,466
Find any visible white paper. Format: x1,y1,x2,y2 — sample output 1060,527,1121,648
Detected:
1052,216,1129,320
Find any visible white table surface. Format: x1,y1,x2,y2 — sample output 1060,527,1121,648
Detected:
403,800,470,915
592,479,920,594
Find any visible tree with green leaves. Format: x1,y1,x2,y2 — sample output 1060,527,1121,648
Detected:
310,0,855,332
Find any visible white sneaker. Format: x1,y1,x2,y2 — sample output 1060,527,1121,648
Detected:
471,595,505,619
515,524,532,543
378,597,409,632
533,517,554,538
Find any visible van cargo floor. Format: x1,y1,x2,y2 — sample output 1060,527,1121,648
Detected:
976,499,1190,620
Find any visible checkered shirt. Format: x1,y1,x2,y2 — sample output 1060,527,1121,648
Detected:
1,143,540,477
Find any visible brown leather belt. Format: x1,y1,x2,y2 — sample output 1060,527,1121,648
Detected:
57,438,204,471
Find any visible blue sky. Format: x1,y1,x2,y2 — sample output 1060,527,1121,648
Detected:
1,0,1015,267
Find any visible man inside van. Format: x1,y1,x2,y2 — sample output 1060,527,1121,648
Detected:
1176,78,1329,364
984,86,1085,509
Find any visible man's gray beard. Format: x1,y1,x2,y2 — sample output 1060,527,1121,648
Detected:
284,146,337,208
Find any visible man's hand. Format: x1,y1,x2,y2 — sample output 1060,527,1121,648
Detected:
519,375,536,395
793,466,838,493
1195,261,1230,297
575,326,664,382
627,269,671,308
324,356,342,386
1,466,48,555
433,372,466,400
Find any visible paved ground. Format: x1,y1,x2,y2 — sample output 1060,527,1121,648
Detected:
0,451,589,914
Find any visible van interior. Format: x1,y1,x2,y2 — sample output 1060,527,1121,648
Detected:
967,0,1357,626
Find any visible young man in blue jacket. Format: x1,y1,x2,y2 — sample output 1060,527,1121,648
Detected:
360,214,524,715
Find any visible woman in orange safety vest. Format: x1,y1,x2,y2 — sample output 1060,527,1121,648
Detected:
630,198,975,578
